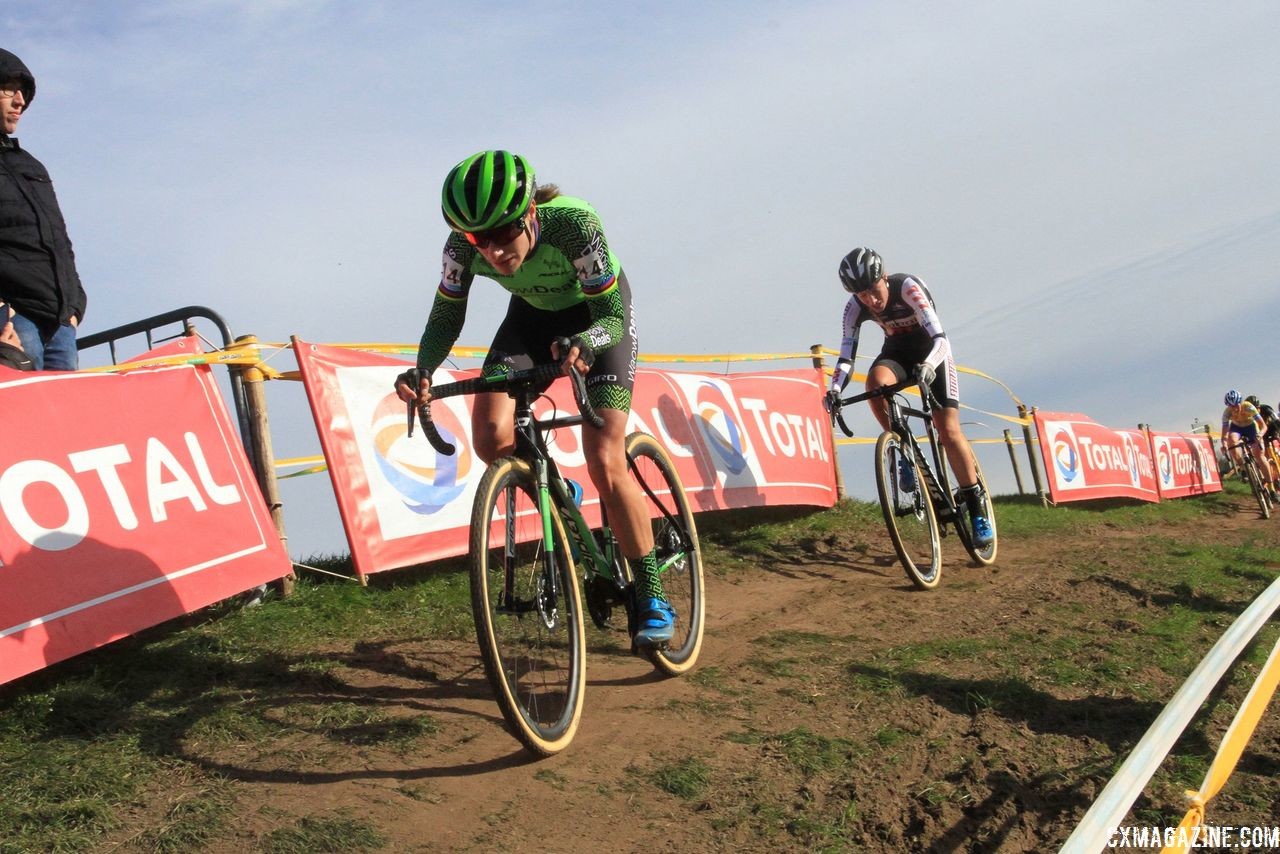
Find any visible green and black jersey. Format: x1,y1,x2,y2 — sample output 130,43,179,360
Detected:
416,195,627,375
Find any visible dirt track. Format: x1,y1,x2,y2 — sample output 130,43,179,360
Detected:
166,492,1280,852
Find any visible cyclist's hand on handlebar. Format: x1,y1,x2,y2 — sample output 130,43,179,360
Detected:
551,335,595,376
822,389,841,414
394,368,431,406
914,363,935,389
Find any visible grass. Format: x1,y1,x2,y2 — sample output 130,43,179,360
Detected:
0,487,1276,850
258,812,387,853
648,756,713,800
0,558,470,852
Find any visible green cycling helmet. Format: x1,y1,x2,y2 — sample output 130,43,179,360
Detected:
441,150,536,232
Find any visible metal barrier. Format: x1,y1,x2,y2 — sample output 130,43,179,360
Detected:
76,306,254,469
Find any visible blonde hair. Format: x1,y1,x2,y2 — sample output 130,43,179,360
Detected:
534,184,561,204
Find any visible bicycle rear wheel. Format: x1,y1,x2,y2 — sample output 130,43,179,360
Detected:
470,457,586,756
625,432,705,675
957,456,998,566
874,431,941,590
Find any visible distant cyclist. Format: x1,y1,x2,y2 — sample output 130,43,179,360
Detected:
1260,402,1280,447
1221,390,1278,498
1257,401,1280,499
394,150,675,648
824,247,993,547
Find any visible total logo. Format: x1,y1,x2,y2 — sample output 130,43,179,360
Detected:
1051,428,1080,483
370,392,472,514
1156,441,1174,486
1121,434,1142,488
694,381,748,475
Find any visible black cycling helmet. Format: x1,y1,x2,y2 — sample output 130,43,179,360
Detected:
1246,394,1261,408
838,247,884,293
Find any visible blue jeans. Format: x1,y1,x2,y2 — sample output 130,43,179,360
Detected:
9,311,79,370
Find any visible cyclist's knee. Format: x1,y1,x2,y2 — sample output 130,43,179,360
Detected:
472,426,514,464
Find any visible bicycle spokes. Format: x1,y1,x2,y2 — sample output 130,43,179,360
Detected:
875,432,941,590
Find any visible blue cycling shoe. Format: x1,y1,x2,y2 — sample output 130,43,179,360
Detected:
971,515,994,548
897,457,917,493
634,597,676,647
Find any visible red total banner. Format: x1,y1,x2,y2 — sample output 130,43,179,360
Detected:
0,339,291,686
1149,430,1222,498
293,339,836,580
1033,411,1160,503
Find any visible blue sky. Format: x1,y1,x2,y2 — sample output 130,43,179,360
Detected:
6,1,1278,555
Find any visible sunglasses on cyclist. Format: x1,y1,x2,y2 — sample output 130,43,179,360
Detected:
462,216,528,249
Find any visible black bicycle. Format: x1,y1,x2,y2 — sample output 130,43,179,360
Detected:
1224,439,1272,519
832,377,997,589
408,349,705,755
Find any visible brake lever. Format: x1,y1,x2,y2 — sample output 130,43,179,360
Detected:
403,368,422,438
835,407,855,438
554,336,604,429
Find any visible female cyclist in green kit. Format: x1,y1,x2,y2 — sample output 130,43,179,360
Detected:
395,150,675,646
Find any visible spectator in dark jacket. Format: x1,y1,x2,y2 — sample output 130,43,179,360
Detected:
0,48,86,370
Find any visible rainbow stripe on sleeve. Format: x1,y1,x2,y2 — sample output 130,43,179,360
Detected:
581,272,617,297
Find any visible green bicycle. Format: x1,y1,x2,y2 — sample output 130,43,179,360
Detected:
411,349,705,755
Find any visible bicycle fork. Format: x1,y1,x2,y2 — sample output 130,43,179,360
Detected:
496,475,563,629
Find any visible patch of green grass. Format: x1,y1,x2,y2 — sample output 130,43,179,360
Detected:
698,502,881,563
878,636,990,670
992,492,1220,539
649,757,712,800
844,668,902,697
873,725,908,747
753,629,846,649
0,736,152,853
769,727,858,775
276,702,439,748
136,780,236,853
219,568,474,653
752,657,799,678
687,665,741,695
258,812,387,853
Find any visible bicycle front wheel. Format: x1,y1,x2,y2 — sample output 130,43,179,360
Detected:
470,456,586,756
625,432,705,676
874,431,942,590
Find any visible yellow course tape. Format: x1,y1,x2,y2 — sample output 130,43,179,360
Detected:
84,339,1034,467
1161,633,1280,854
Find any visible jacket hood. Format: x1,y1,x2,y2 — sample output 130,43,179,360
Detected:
0,49,36,108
